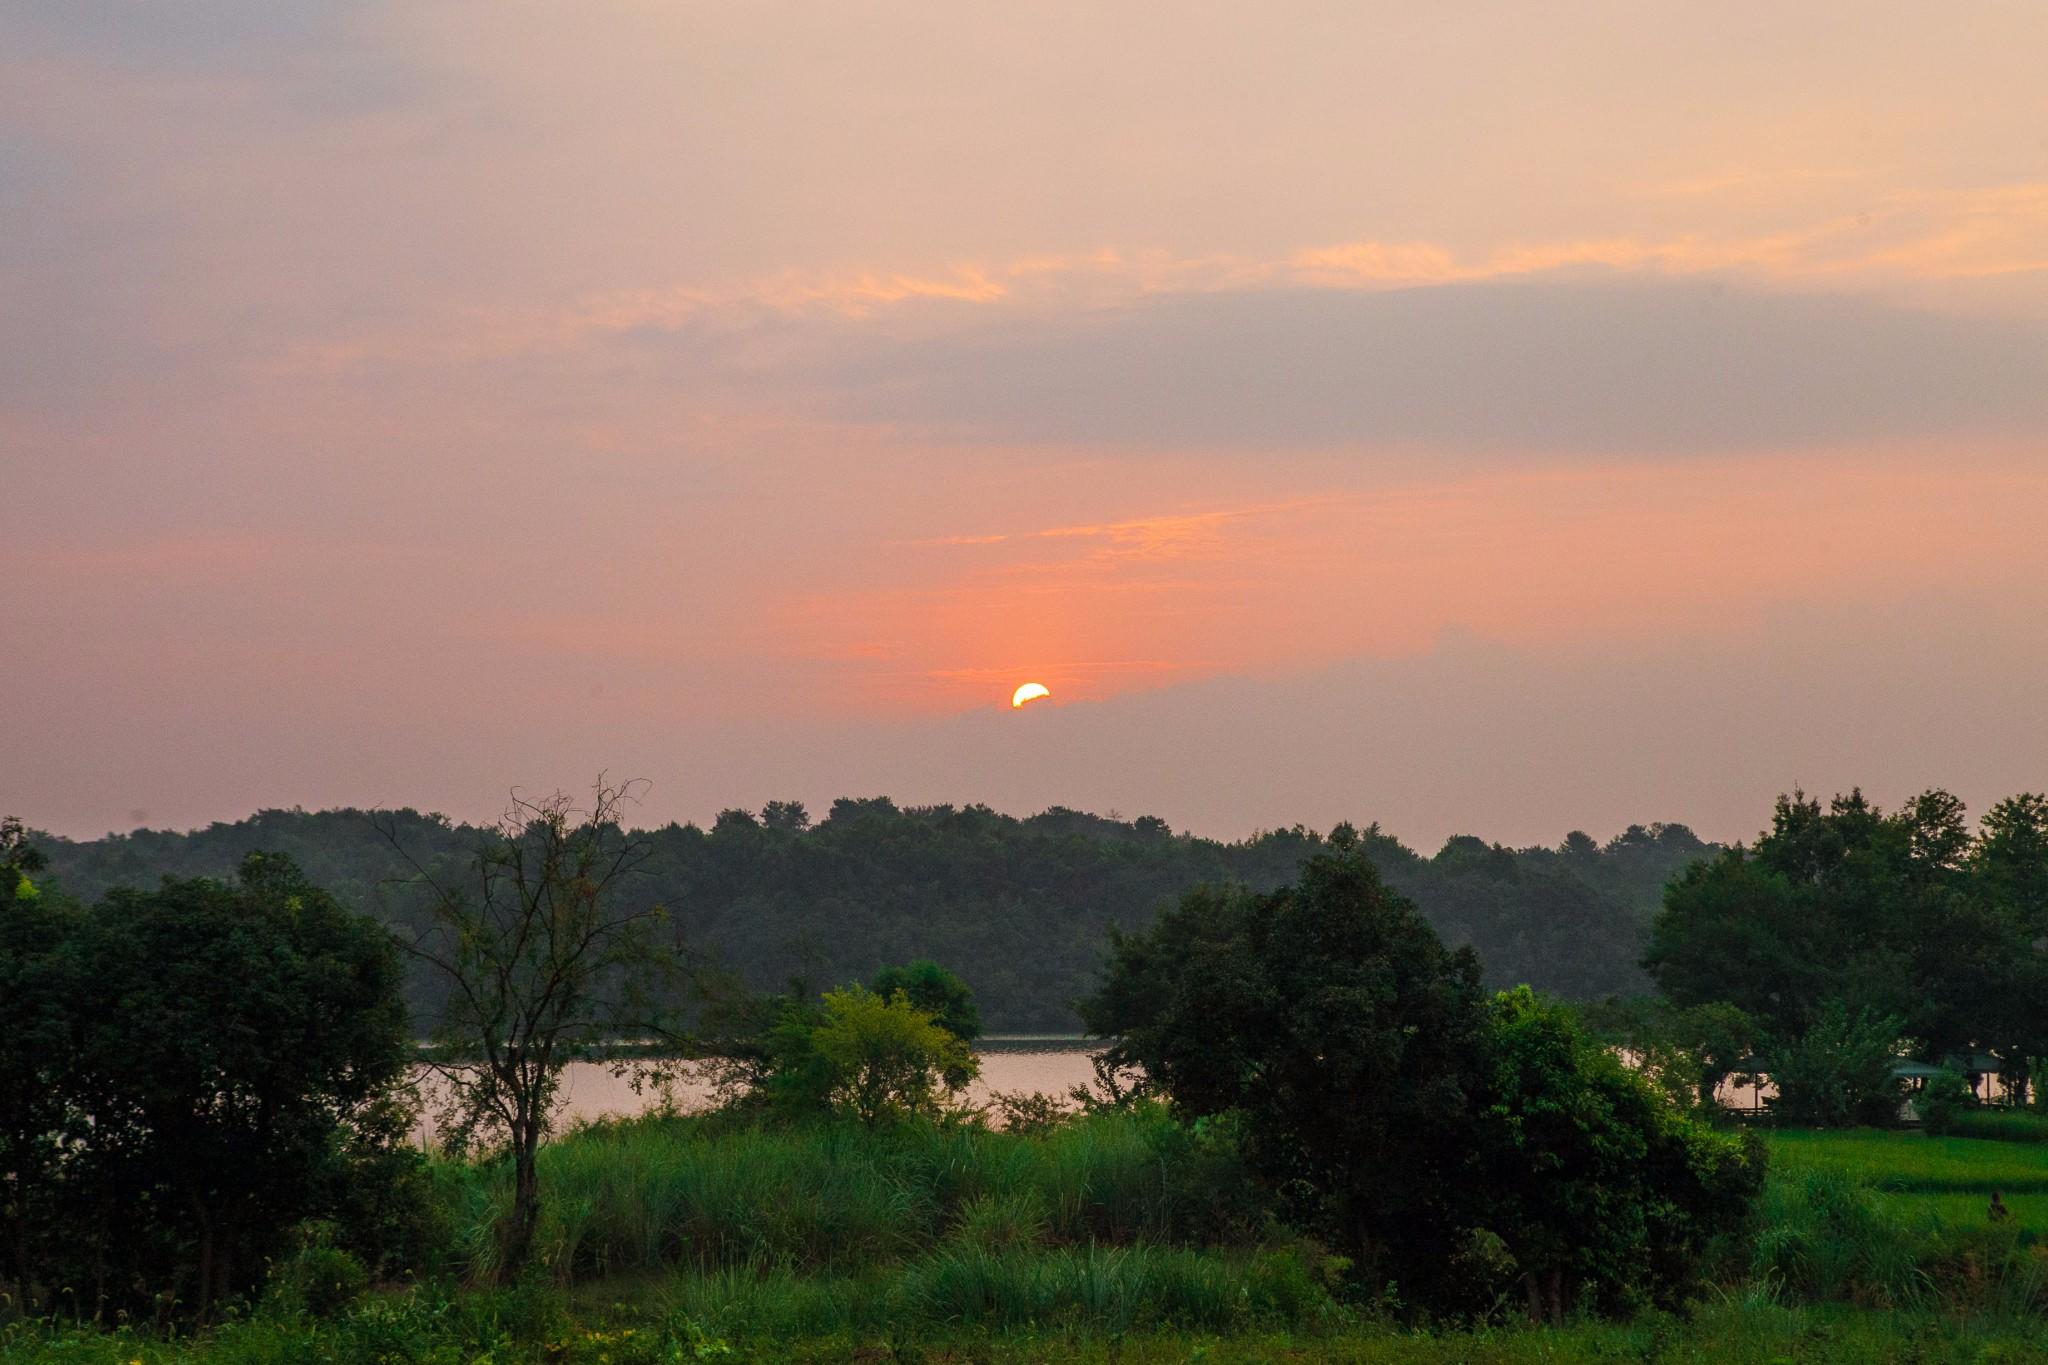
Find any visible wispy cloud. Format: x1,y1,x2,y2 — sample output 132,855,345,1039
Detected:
268,181,2048,385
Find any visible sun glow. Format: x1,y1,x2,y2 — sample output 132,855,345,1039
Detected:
1010,682,1051,709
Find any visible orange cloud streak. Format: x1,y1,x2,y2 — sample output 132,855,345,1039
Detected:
773,450,2048,715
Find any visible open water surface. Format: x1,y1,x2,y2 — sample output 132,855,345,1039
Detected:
413,1039,1104,1144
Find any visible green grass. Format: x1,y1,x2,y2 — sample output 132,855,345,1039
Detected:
1901,1190,2048,1232
1945,1109,2048,1144
1765,1126,2048,1194
436,1104,1260,1284
10,1300,2048,1364
21,1113,2048,1361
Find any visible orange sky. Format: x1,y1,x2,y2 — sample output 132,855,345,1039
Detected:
4,3,2046,843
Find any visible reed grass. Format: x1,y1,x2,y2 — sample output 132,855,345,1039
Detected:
439,1103,1253,1284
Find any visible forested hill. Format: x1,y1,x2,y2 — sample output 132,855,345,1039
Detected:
32,801,1714,1031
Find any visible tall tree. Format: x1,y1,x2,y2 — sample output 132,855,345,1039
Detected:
0,817,69,1308
1083,837,1493,1299
378,779,686,1279
59,854,412,1317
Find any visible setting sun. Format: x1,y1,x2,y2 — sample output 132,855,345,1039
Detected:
1010,682,1052,709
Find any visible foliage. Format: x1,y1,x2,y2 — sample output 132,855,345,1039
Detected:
0,851,417,1320
263,1240,369,1319
1581,996,1761,1111
1647,788,2048,1098
1918,1068,1978,1136
869,959,983,1043
806,986,979,1126
1082,837,1495,1305
1085,842,1764,1318
14,1114,2048,1359
433,1104,1261,1282
34,802,1717,1032
1469,988,1766,1320
1769,1001,1908,1129
379,779,689,1280
0,818,71,1310
18,1284,2048,1362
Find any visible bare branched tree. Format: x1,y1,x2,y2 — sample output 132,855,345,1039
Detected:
374,776,686,1278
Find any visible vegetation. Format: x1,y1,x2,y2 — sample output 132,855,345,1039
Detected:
11,783,2048,1361
1084,837,1762,1318
32,802,1716,1031
0,849,419,1321
1766,1001,1909,1129
380,780,689,1281
4,1114,2048,1360
758,985,980,1127
1646,787,2048,1111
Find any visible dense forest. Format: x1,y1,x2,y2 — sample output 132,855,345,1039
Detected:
31,799,1712,1030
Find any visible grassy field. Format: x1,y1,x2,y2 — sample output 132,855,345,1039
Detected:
1766,1126,2048,1197
10,1114,2048,1362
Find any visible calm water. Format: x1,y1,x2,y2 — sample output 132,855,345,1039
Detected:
413,1041,1104,1144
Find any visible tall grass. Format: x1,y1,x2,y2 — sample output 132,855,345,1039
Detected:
1753,1140,2048,1313
656,1244,1330,1338
441,1104,1256,1284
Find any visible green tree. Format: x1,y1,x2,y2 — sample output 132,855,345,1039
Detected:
56,853,414,1317
378,780,687,1279
1975,793,2048,921
1083,838,1493,1300
869,959,982,1043
40,800,1717,1034
0,818,71,1309
1914,1067,1976,1135
1472,989,1764,1320
807,986,977,1126
1768,1001,1906,1128
1645,849,1829,1037
1582,997,1760,1112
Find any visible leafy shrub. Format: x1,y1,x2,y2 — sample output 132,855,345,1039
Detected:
986,1089,1070,1136
1916,1069,1976,1135
266,1243,368,1318
759,987,979,1126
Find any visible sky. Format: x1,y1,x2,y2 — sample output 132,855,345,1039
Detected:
5,1,2046,848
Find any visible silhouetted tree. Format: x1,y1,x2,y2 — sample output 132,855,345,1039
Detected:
378,779,686,1279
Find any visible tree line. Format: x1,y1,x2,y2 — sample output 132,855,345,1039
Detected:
1608,788,2048,1125
9,780,2047,1328
31,799,1713,1031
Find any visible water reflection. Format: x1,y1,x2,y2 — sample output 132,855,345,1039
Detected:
412,1040,1105,1145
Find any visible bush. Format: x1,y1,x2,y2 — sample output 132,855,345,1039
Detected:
266,1243,369,1318
986,1089,1069,1136
758,987,980,1126
1083,843,1766,1319
1916,1069,1976,1135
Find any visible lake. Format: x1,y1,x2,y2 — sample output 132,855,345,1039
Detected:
413,1038,1105,1143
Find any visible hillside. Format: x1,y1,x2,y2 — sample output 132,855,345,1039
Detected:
31,800,1713,1031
